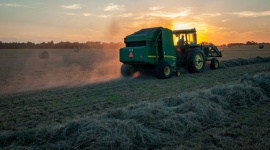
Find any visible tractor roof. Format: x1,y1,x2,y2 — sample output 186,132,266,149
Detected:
132,27,162,35
173,28,196,34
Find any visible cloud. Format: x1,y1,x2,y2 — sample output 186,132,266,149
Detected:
147,10,189,18
149,7,163,11
97,15,111,18
83,13,92,17
118,13,133,18
230,11,270,17
221,19,233,23
62,13,77,16
0,3,22,7
61,12,111,18
201,13,221,17
134,16,144,20
104,3,125,11
61,4,81,9
193,13,221,21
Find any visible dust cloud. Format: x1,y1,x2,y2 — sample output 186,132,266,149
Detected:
109,19,120,36
0,49,122,94
106,17,173,42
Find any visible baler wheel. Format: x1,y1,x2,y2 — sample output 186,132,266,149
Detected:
176,70,181,76
210,58,219,70
121,64,135,77
155,61,172,79
187,48,205,73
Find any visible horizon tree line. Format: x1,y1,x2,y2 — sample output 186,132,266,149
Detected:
0,40,269,49
0,41,125,49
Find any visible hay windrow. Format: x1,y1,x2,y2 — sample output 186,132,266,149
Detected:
1,73,270,149
240,73,270,97
219,56,270,69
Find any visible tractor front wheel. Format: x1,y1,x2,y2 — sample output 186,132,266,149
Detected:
155,61,172,79
210,58,219,70
187,48,205,73
121,64,135,77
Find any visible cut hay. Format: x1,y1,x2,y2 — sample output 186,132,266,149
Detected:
240,73,270,97
38,51,49,59
219,56,270,69
1,73,270,149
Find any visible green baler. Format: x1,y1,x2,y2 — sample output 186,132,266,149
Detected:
119,27,222,79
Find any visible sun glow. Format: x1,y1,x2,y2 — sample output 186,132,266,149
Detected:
171,21,207,44
172,22,193,30
196,35,207,44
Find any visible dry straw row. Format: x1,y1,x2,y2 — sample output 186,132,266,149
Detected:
219,56,270,69
1,73,269,149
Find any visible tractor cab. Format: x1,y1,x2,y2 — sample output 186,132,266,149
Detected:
172,28,222,72
173,28,197,46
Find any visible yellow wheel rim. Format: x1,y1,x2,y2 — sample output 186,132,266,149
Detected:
195,53,204,69
164,66,170,76
177,71,181,76
214,61,219,68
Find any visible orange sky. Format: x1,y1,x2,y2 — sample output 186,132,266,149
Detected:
0,0,270,45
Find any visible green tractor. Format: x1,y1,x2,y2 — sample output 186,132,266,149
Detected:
119,27,222,79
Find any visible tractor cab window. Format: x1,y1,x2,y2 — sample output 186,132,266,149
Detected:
174,34,186,46
186,33,196,45
174,32,197,46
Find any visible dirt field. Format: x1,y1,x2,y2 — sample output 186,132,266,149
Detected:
0,46,270,149
0,45,269,94
0,48,121,94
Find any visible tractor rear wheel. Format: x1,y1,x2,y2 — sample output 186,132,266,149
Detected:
210,58,219,70
121,64,135,77
155,61,172,79
187,48,205,73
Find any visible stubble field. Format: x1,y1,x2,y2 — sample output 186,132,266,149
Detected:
0,45,270,149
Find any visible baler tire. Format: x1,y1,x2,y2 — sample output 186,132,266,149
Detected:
176,70,181,77
155,61,172,79
187,48,205,73
121,64,135,77
210,58,219,70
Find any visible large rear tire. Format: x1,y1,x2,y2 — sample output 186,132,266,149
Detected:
121,64,135,77
210,58,219,70
187,48,205,73
155,61,172,79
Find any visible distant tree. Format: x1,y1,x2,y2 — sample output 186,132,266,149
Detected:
246,41,257,45
47,41,54,48
25,41,36,49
